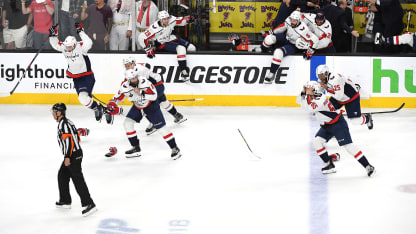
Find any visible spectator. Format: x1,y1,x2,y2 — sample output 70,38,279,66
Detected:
21,0,54,50
273,0,306,27
2,0,32,49
369,0,404,53
335,0,354,52
108,0,134,50
317,0,359,52
80,0,113,51
135,0,158,50
57,0,84,42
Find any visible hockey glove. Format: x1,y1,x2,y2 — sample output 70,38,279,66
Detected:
107,100,121,115
261,29,273,38
303,47,315,60
77,128,90,136
145,46,155,59
186,15,195,24
75,22,84,33
48,24,58,37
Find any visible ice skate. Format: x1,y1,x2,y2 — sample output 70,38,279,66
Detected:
366,165,375,177
374,32,385,45
105,112,114,125
321,160,336,174
171,147,182,160
179,69,190,82
145,123,157,135
173,112,187,124
364,113,374,130
55,201,71,209
125,145,141,158
94,104,104,122
329,153,341,162
264,72,274,84
82,203,97,217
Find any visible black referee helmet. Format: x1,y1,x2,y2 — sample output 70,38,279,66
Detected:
52,103,67,115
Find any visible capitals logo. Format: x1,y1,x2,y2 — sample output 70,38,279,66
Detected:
266,12,273,21
245,12,251,21
223,12,230,20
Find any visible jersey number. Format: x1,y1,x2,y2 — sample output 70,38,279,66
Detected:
334,85,341,91
145,30,151,37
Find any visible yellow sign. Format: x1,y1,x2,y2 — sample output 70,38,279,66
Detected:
209,2,281,33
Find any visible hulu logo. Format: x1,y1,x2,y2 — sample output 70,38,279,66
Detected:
373,59,416,93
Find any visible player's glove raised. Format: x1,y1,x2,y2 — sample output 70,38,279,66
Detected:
107,100,122,115
75,22,84,33
303,47,315,60
145,46,155,59
48,24,58,37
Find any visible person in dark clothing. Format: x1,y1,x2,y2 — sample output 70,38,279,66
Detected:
335,0,354,52
369,0,404,53
273,0,309,27
52,103,97,217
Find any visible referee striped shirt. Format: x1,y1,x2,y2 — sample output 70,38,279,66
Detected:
57,117,82,158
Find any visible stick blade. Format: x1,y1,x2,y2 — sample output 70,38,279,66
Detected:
0,92,11,97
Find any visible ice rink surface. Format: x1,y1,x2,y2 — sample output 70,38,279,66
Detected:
0,104,415,234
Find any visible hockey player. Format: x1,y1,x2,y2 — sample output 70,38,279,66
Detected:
106,69,182,159
375,31,416,52
296,81,375,176
122,57,187,135
315,65,374,130
262,11,319,84
137,10,196,82
48,23,105,122
301,12,335,53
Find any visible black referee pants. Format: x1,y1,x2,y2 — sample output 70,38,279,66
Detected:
58,151,94,207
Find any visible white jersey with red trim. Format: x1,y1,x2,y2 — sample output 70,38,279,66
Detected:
49,31,93,78
325,73,359,103
296,93,342,125
138,16,189,48
112,77,158,109
301,13,332,49
272,17,319,49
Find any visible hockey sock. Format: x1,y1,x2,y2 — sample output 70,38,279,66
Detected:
316,147,331,163
167,106,178,116
178,60,187,72
354,151,370,167
127,135,139,147
270,63,280,74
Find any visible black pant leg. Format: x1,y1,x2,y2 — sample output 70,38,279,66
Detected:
68,155,94,207
58,162,72,204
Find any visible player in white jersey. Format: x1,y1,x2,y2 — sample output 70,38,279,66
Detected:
121,57,187,135
375,31,416,52
48,23,105,122
301,12,335,52
105,69,182,160
315,65,373,130
262,11,319,84
296,81,375,176
135,0,159,50
138,10,196,82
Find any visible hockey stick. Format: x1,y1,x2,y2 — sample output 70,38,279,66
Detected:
364,103,405,115
0,36,50,97
237,129,261,159
169,98,204,102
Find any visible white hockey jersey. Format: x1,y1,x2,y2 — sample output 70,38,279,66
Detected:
296,93,343,125
301,13,332,49
273,16,319,49
49,31,93,78
325,73,360,104
138,16,189,48
112,76,158,109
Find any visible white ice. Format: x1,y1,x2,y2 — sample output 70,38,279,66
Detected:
0,104,415,234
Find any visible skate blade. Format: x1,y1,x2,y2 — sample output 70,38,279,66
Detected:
172,153,182,160
322,169,336,174
56,204,71,209
82,207,98,217
146,129,158,136
175,118,187,124
125,153,141,158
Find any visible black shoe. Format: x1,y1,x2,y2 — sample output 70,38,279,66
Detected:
366,165,376,177
364,113,374,130
321,160,336,174
82,203,97,217
173,113,187,124
171,147,182,160
55,201,71,209
125,145,141,158
94,104,104,122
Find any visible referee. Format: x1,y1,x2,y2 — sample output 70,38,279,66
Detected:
52,103,97,217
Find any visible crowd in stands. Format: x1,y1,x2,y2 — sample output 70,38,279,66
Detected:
0,0,413,53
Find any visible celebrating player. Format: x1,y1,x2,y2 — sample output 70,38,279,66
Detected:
375,31,416,52
106,69,182,159
48,23,105,122
122,57,187,135
296,81,375,176
262,11,319,84
138,10,196,82
315,64,373,130
301,12,335,53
